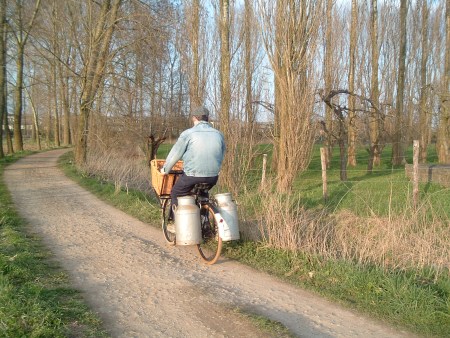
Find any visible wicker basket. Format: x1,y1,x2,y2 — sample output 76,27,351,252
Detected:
150,159,183,196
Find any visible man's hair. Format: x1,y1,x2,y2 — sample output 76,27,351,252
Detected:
191,106,209,121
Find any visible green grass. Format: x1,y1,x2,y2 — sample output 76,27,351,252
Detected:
0,151,108,337
224,242,450,338
59,149,450,338
295,144,449,218
221,143,449,219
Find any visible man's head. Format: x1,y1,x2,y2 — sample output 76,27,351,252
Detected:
191,106,209,122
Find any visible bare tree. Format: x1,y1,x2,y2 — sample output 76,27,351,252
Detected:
219,0,231,134
59,49,72,146
0,0,5,158
347,0,358,167
51,0,60,147
392,0,408,165
24,81,41,150
323,0,334,167
437,0,450,163
217,0,233,188
74,0,122,165
368,0,382,172
259,0,322,192
244,0,253,126
185,0,203,109
9,0,41,152
419,0,430,163
319,89,381,181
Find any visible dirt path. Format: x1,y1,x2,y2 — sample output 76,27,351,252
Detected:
4,150,414,338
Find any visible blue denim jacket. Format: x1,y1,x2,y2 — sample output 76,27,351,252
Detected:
163,121,226,177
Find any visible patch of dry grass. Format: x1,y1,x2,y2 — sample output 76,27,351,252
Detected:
83,147,152,194
255,182,449,276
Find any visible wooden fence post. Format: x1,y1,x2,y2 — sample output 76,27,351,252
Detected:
261,153,267,188
413,140,419,208
320,147,328,201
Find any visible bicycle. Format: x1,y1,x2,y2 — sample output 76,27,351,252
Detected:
151,159,232,265
161,182,223,265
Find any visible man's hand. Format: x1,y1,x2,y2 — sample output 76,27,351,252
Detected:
160,167,167,175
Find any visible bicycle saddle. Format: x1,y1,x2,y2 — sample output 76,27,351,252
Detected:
191,183,213,195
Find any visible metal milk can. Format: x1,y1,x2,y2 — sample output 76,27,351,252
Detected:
214,193,240,241
175,196,201,245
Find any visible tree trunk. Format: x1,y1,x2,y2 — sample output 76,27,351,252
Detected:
189,0,201,108
419,0,429,163
392,0,408,166
219,0,232,188
75,101,89,164
147,134,166,164
244,0,253,126
26,85,41,150
60,62,71,145
53,59,60,147
437,0,450,163
347,0,357,168
11,0,41,152
46,84,52,147
52,0,60,147
219,0,231,134
0,0,5,158
13,44,24,151
3,77,12,153
368,0,381,172
324,0,334,168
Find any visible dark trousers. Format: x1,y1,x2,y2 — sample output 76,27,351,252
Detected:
170,174,218,207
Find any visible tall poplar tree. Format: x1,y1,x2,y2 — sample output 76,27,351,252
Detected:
368,0,382,171
244,0,253,126
347,0,358,167
419,0,430,163
392,0,408,165
0,0,5,158
218,0,233,187
259,0,322,192
75,0,122,165
186,0,202,109
436,0,450,163
10,0,41,152
324,0,334,167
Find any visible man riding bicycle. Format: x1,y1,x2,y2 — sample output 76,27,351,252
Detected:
160,106,226,214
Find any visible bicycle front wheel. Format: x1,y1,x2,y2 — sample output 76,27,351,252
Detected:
162,198,176,245
197,205,222,264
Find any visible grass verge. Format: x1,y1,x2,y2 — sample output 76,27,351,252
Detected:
59,151,450,338
0,151,108,337
224,242,449,337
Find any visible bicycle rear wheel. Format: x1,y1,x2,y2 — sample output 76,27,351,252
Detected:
162,198,176,245
197,205,222,264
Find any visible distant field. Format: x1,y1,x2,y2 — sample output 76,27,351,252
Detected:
158,142,449,218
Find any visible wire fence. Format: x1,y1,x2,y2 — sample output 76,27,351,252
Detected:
241,141,450,220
